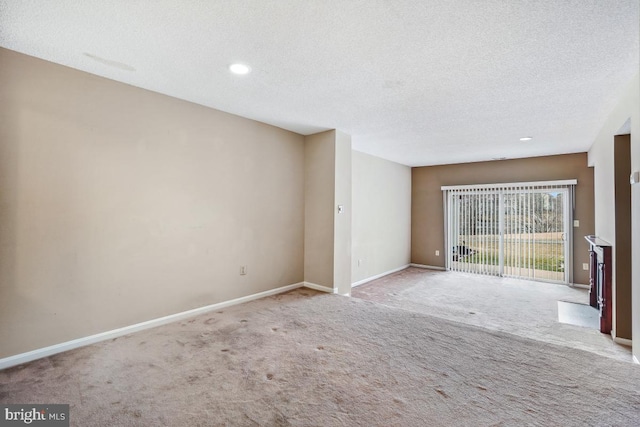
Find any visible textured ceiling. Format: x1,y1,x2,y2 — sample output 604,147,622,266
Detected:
1,1,638,166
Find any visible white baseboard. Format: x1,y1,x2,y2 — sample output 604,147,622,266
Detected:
611,332,633,347
351,264,409,288
410,263,446,271
570,283,590,289
614,337,633,347
0,282,304,371
634,355,639,365
303,282,335,293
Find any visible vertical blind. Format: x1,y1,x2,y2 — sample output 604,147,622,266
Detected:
442,180,576,283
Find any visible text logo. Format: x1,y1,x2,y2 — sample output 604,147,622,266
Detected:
0,405,69,427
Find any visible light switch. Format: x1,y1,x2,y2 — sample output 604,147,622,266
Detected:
573,220,579,227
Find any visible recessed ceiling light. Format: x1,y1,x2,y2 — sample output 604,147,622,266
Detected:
519,136,533,141
229,63,251,75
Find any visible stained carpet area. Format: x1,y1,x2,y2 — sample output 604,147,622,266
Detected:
1,289,639,426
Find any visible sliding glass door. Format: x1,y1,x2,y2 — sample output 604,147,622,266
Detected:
444,181,574,284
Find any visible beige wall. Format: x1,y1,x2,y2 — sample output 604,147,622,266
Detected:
632,73,640,359
333,131,352,295
0,48,305,358
614,135,631,340
412,153,595,285
352,151,411,284
303,130,352,294
303,131,336,289
588,72,639,350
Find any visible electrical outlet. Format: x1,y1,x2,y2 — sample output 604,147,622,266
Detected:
240,266,247,275
435,250,440,256
582,263,589,271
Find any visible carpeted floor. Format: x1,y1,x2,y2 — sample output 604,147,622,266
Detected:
352,268,632,362
2,288,639,426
